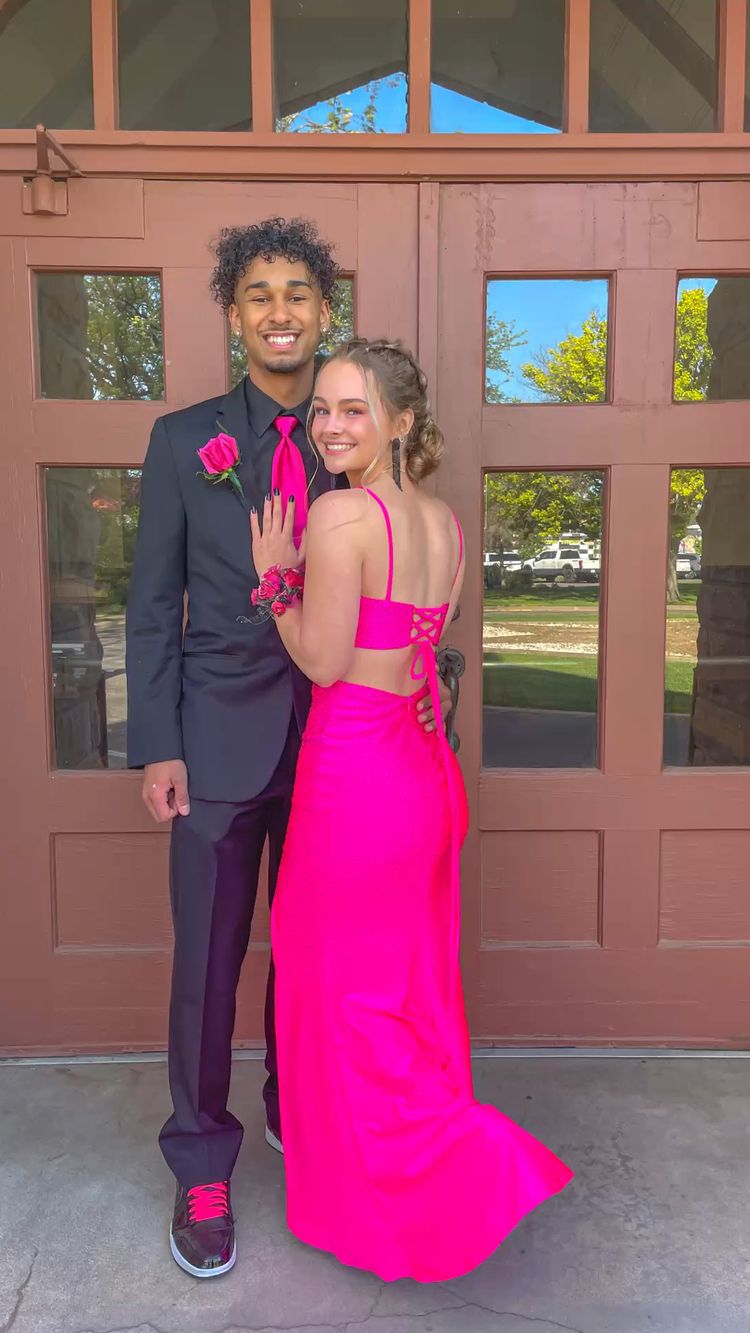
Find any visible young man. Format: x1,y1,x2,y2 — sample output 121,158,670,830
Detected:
127,217,449,1278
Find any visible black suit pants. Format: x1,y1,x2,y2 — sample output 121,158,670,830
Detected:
159,719,299,1187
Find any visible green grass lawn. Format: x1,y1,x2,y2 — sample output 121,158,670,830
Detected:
483,652,695,714
484,585,698,618
484,585,600,613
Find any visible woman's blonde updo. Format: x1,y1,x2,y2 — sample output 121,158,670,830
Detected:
323,337,444,483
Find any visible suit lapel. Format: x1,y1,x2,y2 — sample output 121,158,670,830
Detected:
214,380,255,513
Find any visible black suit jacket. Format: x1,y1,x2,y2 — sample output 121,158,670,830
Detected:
126,377,334,801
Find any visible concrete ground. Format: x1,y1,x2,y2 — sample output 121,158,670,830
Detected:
1,1055,748,1333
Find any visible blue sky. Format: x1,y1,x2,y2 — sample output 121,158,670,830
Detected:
431,85,558,133
281,76,559,135
678,276,717,298
486,277,720,401
486,278,610,401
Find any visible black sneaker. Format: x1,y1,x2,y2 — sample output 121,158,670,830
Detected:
169,1179,235,1278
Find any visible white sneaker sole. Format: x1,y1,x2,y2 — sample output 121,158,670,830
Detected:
169,1229,236,1278
265,1124,284,1154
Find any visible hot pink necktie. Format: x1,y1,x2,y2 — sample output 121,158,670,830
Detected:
271,413,308,549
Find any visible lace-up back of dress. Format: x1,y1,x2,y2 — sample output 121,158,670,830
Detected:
353,490,462,681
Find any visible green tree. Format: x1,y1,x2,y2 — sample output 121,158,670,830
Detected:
84,274,164,400
673,286,712,401
488,293,711,600
277,78,398,134
668,468,706,602
484,471,603,559
485,312,528,403
520,311,607,404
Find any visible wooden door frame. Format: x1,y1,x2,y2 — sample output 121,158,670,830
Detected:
1,0,750,181
0,180,420,1054
435,180,750,1046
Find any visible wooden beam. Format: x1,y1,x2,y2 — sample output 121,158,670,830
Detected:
250,0,274,133
91,0,118,131
409,0,431,135
611,0,717,106
565,0,590,134
717,0,748,133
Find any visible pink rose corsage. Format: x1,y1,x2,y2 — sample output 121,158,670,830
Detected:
197,430,245,500
251,565,304,618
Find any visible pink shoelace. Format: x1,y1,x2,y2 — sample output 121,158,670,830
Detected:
186,1181,230,1223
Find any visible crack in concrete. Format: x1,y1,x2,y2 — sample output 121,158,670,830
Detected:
440,1294,587,1333
79,1324,165,1333
0,1249,38,1333
73,1288,585,1333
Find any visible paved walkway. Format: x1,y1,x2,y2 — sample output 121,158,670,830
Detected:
1,1056,748,1333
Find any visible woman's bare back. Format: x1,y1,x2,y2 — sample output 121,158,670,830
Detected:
341,480,464,697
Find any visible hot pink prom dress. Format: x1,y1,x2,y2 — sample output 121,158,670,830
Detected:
271,490,573,1282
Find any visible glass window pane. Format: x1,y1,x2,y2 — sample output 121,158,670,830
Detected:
118,0,251,130
45,468,141,771
0,0,92,129
274,0,407,133
37,273,164,401
228,276,355,387
483,472,604,769
590,0,717,133
665,467,750,766
674,277,750,402
485,279,610,405
431,0,564,133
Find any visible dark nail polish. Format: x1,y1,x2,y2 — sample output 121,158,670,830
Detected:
274,487,280,496
251,505,257,514
289,494,295,503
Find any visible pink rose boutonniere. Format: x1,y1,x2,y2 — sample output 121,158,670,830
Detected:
197,430,245,500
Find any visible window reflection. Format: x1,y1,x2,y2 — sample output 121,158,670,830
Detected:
118,0,251,130
485,279,609,404
665,467,750,766
0,0,93,129
229,277,355,387
483,471,604,769
37,273,164,401
45,468,141,771
274,0,407,133
674,277,750,402
590,0,717,133
431,0,564,134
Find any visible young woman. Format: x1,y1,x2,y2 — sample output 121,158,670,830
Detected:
250,338,572,1282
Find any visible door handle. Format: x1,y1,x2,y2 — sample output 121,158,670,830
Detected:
436,646,466,753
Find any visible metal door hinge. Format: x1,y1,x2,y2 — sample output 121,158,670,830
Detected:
22,125,84,217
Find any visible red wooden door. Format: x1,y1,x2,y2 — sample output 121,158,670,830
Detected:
0,179,418,1054
437,181,750,1046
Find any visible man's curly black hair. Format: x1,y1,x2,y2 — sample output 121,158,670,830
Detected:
209,216,340,310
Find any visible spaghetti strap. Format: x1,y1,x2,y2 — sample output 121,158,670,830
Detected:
450,512,464,592
363,487,394,601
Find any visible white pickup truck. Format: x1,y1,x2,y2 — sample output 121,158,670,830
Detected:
523,542,600,583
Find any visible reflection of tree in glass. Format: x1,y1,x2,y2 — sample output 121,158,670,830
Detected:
668,469,705,604
85,275,164,400
507,299,709,598
520,312,607,404
229,278,354,387
92,469,143,608
485,313,528,403
484,471,603,559
673,286,712,401
278,78,400,133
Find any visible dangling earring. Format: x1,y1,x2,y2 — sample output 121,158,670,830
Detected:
392,436,405,490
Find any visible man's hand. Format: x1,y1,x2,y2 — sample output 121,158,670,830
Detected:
416,679,452,735
142,760,190,823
